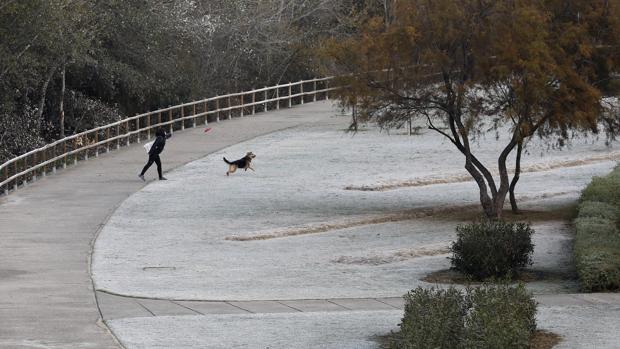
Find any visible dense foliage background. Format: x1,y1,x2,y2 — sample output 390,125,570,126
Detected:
0,0,373,163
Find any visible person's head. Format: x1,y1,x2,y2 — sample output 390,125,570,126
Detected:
155,128,166,137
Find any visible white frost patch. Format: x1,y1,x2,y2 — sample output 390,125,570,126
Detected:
107,310,402,349
537,305,620,349
333,243,450,266
92,112,618,300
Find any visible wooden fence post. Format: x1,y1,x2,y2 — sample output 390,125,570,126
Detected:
264,88,268,112
276,88,280,110
22,156,28,187
126,121,130,147
168,108,173,134
241,93,244,117
193,103,197,127
326,80,330,100
95,132,99,156
147,114,151,139
53,144,57,172
85,134,89,160
216,98,220,122
228,96,232,120
313,79,317,102
42,149,47,176
288,83,292,108
30,154,35,182
105,128,110,153
14,161,17,188
204,101,208,125
300,81,304,104
136,116,140,143
181,106,185,130
3,164,8,195
252,92,255,115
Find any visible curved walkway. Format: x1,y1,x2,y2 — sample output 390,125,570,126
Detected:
0,101,337,348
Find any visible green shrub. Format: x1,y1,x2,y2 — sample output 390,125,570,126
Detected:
392,287,468,348
389,285,537,349
450,220,534,280
574,166,620,292
464,284,537,349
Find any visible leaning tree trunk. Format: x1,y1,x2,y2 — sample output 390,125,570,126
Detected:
36,62,60,136
471,165,497,219
494,137,519,219
509,140,523,213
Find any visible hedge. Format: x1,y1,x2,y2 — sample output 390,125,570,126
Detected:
574,165,620,292
389,284,537,349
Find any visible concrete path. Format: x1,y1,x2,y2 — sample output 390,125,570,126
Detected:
0,101,339,348
96,291,620,319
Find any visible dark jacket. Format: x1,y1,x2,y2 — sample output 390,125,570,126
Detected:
149,129,171,156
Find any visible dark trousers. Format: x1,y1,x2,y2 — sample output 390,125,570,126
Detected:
140,154,162,178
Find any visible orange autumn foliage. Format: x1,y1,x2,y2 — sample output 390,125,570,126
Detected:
320,0,619,218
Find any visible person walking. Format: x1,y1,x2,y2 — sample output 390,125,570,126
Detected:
139,128,171,181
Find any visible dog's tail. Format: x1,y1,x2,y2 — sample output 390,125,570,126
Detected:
223,157,232,164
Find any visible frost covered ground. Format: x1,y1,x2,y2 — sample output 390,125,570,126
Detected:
92,113,618,300
92,104,619,347
107,311,402,349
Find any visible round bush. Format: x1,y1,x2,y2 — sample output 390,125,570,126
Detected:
450,220,534,280
464,284,537,349
391,287,468,348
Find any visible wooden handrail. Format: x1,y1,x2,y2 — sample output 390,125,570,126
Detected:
1,77,335,195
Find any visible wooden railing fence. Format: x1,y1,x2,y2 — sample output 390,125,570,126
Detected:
0,77,335,195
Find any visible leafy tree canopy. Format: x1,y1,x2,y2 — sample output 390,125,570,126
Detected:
321,0,620,218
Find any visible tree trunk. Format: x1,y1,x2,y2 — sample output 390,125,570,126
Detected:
467,161,496,219
494,136,519,219
452,114,497,219
36,62,60,137
59,62,66,138
509,141,523,213
351,104,358,132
